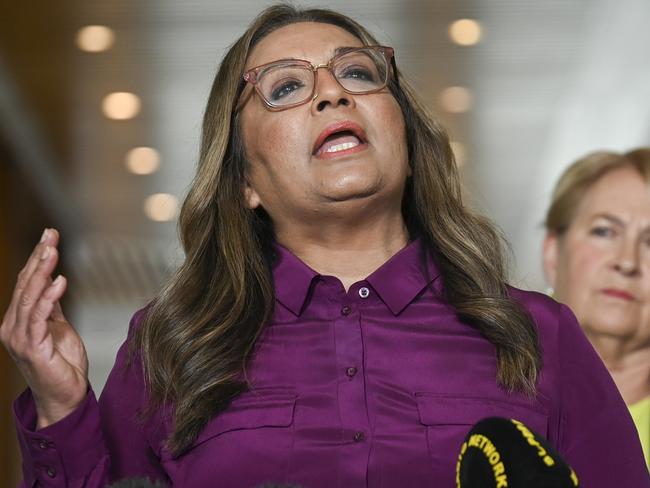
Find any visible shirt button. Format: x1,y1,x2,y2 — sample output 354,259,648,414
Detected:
353,431,366,442
358,287,370,298
46,466,57,478
341,305,351,316
346,366,358,377
38,440,48,450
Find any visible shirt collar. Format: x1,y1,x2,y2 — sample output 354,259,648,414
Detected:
272,243,319,316
366,238,441,315
272,238,441,316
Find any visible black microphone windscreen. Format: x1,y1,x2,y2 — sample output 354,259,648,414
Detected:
456,417,579,488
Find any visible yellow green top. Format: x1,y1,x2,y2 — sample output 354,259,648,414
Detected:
629,396,650,469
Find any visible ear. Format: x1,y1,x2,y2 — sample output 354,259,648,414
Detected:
243,178,262,209
542,232,560,288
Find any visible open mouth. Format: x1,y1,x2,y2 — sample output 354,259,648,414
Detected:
318,130,363,154
313,122,367,157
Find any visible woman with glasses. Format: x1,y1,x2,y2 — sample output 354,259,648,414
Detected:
2,5,648,487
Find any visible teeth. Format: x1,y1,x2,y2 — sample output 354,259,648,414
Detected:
326,141,359,153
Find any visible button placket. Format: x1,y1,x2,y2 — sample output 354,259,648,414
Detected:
334,285,370,467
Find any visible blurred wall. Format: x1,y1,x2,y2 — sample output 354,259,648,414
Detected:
0,139,52,486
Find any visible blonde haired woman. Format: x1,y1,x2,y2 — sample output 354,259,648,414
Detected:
543,148,650,467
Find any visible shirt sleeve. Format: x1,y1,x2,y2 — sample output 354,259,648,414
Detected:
556,303,650,486
14,388,109,487
12,309,168,487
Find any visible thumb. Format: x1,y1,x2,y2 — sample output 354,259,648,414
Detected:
49,276,68,321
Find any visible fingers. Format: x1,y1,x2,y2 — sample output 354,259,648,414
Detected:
1,229,62,340
0,229,85,424
15,245,61,334
14,229,60,298
26,276,67,347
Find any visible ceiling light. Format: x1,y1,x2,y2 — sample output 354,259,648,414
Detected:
76,25,115,52
102,92,141,120
125,147,160,175
439,86,473,114
144,193,178,222
448,19,482,46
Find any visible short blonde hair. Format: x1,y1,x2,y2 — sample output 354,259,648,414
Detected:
545,148,650,234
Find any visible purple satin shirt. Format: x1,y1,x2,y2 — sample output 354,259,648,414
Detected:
14,239,649,487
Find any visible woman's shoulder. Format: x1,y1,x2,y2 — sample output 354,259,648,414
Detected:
506,285,565,329
127,304,153,335
505,285,595,366
504,285,589,354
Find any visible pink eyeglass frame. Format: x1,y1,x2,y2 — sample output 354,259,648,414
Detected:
238,45,395,112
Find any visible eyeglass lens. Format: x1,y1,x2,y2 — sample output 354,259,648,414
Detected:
257,49,388,107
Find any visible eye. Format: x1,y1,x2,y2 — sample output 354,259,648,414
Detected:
269,79,305,102
590,225,615,238
339,65,377,82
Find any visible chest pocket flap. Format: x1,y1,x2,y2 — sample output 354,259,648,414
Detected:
415,393,548,437
189,390,297,449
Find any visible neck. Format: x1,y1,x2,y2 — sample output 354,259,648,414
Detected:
588,333,650,405
275,209,409,291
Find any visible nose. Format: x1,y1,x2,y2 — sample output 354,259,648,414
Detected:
311,67,355,113
613,237,641,276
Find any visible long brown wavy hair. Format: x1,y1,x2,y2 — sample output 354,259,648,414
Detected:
133,4,541,455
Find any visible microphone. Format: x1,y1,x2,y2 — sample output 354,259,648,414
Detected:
456,417,579,488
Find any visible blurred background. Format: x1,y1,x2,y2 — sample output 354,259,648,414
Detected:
1,0,649,483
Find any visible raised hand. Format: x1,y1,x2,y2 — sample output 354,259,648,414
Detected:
0,228,88,428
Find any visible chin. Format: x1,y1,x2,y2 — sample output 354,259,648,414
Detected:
322,180,383,202
323,189,379,203
584,314,639,338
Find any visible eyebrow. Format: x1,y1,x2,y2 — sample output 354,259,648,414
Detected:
333,46,360,55
590,213,650,234
590,213,625,226
271,46,361,64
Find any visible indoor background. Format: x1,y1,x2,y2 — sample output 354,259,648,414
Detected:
1,0,649,483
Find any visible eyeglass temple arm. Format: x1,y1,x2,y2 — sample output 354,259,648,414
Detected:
233,78,252,113
390,57,400,88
